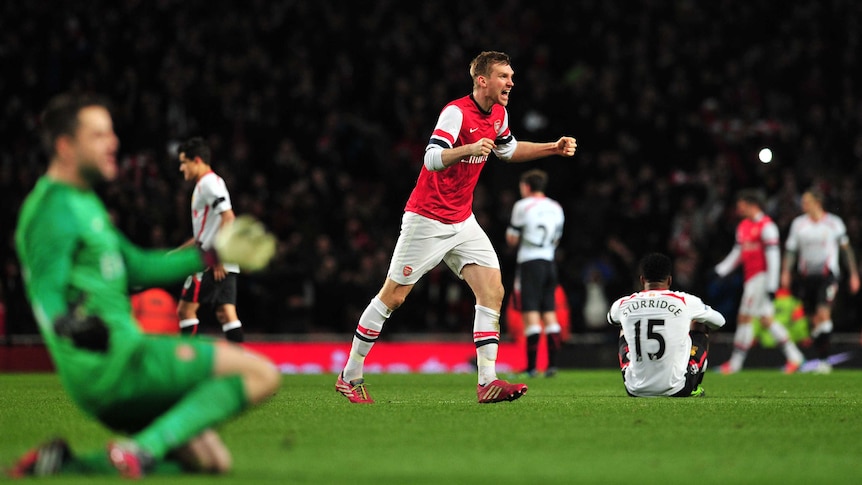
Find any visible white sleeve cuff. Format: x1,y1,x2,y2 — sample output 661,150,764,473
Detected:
424,147,445,171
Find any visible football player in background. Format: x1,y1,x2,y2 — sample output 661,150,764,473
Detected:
608,253,726,397
781,187,860,373
506,169,566,377
335,51,577,404
174,137,247,342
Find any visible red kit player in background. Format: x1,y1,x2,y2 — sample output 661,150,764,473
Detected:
335,51,577,404
714,189,805,374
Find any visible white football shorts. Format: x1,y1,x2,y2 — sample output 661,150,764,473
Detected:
387,211,500,285
739,272,775,318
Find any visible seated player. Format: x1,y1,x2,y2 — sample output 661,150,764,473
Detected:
607,253,726,397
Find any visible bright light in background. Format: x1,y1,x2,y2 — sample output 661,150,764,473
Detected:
758,147,773,164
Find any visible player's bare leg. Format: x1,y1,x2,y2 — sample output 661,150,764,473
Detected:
111,342,278,478
462,264,527,403
215,304,243,343
213,340,281,404
761,317,804,373
177,300,200,336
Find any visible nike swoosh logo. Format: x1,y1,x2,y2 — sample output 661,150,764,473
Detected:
470,127,478,133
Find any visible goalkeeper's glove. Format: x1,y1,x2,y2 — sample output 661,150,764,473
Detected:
54,301,109,352
213,215,277,271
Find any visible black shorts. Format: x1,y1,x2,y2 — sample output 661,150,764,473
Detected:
793,273,838,315
513,259,557,312
180,271,238,306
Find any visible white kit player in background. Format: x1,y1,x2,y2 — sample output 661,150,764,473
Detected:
335,50,577,404
506,168,565,377
174,137,245,343
781,188,860,373
608,253,725,398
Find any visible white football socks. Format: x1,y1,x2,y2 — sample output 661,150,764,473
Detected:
768,322,804,364
810,320,833,338
343,297,391,382
728,322,755,371
473,305,501,386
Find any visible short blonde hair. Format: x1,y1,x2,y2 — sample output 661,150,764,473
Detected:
469,51,511,82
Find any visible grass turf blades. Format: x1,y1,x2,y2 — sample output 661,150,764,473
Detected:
1,371,860,484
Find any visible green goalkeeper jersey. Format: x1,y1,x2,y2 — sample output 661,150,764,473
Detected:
15,176,205,394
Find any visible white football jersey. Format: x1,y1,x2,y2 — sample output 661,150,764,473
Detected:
191,171,239,273
507,195,564,263
607,289,725,397
785,213,848,276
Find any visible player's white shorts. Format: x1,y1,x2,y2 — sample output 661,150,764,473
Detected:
387,211,500,285
739,272,774,317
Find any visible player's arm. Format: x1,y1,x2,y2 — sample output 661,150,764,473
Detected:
689,296,726,330
714,244,741,277
693,306,726,330
424,106,476,171
781,249,797,289
118,230,206,287
606,300,622,327
424,139,496,171
174,238,197,250
506,203,523,248
781,220,799,289
556,207,565,245
219,209,236,227
763,223,781,294
765,244,781,292
503,138,577,163
505,227,520,248
199,176,236,278
212,209,236,281
839,238,860,294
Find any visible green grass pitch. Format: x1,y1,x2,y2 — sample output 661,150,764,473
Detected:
1,370,860,484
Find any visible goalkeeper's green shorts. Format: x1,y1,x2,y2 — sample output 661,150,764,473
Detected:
60,334,216,434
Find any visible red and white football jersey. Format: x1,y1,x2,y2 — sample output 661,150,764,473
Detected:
404,95,517,224
716,213,779,283
737,215,779,280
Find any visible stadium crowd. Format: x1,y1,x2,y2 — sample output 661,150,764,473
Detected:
3,0,862,338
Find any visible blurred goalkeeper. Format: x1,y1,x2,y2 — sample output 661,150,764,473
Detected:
10,93,278,478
